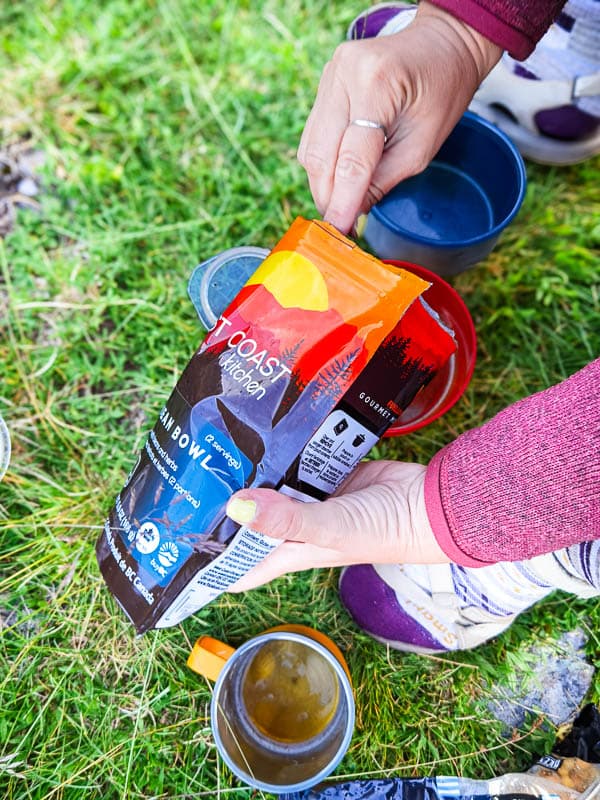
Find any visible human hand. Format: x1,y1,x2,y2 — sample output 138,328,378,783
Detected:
225,459,449,592
297,1,502,234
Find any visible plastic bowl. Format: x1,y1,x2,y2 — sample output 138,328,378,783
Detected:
363,111,526,276
384,261,477,436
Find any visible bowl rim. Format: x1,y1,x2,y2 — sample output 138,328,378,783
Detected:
370,111,527,250
383,259,477,436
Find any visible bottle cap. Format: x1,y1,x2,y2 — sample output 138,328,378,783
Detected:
0,414,11,481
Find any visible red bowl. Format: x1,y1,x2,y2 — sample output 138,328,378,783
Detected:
384,260,477,436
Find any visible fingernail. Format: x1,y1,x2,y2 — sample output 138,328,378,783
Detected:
354,214,367,238
226,498,257,525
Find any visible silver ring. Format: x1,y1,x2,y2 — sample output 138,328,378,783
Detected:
350,118,388,143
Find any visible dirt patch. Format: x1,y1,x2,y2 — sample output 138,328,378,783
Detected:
0,136,44,237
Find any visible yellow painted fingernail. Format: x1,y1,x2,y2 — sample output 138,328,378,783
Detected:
355,214,367,237
226,498,257,525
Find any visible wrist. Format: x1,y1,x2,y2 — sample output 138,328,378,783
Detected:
404,463,450,564
416,0,502,84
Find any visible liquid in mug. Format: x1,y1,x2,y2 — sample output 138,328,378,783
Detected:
241,640,340,744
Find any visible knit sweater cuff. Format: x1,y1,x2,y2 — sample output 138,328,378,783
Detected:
422,359,599,567
424,448,493,567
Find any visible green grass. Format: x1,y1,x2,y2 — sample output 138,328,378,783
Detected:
1,1,599,798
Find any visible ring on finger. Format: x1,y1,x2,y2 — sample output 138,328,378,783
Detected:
349,118,388,144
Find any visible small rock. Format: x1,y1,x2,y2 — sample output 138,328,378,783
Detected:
17,176,39,197
486,629,595,731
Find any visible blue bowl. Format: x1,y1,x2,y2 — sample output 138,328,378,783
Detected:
363,111,526,275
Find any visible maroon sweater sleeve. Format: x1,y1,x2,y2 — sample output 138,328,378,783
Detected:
424,359,600,567
428,0,567,59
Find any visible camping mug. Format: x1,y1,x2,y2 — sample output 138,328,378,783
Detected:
187,624,355,794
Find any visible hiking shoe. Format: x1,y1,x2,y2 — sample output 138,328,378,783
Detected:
470,0,600,164
338,563,528,653
338,552,598,653
347,1,600,164
347,2,416,41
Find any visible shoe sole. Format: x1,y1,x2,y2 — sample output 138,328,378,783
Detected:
369,630,449,655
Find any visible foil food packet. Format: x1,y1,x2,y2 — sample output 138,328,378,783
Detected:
284,704,600,800
96,217,429,634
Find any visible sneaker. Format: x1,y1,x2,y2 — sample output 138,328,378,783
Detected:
470,0,600,164
338,551,598,653
347,1,600,165
347,2,416,41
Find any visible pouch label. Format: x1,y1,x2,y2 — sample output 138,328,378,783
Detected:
112,389,253,588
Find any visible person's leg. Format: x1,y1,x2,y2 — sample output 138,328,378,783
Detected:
339,544,600,653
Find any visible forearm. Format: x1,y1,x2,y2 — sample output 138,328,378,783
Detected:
426,0,567,59
424,359,600,566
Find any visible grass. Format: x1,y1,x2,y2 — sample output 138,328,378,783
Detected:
1,0,599,798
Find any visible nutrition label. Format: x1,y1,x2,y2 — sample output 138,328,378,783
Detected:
297,410,379,494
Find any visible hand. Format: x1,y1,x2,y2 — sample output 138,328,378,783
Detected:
225,460,450,592
297,1,502,234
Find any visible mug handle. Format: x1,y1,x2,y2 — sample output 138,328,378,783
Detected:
187,636,236,682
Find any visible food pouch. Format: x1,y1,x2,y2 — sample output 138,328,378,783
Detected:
285,703,600,800
281,296,457,501
96,217,429,634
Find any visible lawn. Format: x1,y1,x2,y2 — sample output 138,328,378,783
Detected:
1,1,599,799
